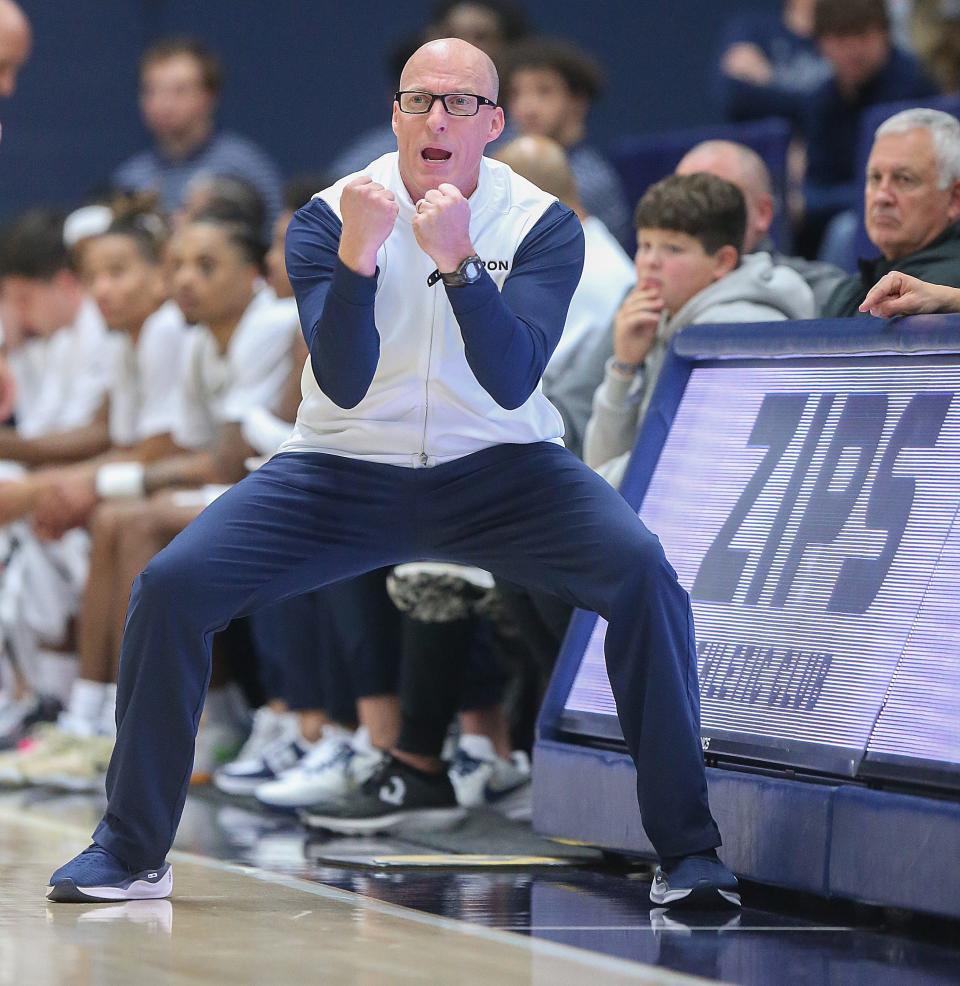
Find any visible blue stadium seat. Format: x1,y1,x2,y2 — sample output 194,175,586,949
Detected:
607,117,793,250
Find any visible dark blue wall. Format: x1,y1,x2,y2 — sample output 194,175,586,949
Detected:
0,0,776,220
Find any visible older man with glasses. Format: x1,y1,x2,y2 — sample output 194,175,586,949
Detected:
47,37,739,912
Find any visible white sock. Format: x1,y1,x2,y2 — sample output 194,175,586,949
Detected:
67,679,107,724
97,683,118,738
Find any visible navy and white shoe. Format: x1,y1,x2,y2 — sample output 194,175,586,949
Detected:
47,845,173,903
213,730,313,796
649,851,741,909
448,735,532,820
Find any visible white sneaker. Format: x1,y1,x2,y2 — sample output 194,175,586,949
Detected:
448,734,532,820
234,706,298,764
213,728,313,796
255,727,383,810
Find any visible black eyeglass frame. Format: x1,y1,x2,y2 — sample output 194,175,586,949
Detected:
394,90,499,116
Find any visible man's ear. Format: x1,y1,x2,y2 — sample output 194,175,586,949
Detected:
947,180,960,224
755,193,775,241
391,101,400,138
485,106,506,146
712,244,739,280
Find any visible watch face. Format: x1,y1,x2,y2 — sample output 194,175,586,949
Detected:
463,259,482,281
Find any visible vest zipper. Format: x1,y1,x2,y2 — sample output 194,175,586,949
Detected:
419,280,442,467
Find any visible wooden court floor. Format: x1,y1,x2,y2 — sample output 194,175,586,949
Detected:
0,804,719,986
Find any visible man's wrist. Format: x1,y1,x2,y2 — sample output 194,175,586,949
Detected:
337,241,378,277
435,243,477,274
610,358,642,379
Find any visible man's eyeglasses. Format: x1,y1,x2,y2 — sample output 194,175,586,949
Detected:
395,90,498,117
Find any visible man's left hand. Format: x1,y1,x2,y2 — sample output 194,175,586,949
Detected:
413,183,475,273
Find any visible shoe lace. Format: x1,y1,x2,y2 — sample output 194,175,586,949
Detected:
300,739,353,774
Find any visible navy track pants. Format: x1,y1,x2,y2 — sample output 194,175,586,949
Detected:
92,443,721,867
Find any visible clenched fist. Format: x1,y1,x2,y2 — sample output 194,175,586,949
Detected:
338,176,399,276
412,183,475,273
612,284,664,369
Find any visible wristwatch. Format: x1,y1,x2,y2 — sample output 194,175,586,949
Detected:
427,255,484,287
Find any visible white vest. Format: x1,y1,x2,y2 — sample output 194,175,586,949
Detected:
280,153,567,467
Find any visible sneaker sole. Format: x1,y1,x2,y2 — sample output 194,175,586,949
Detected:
649,884,741,909
213,773,276,797
25,774,105,793
46,866,173,903
301,806,466,835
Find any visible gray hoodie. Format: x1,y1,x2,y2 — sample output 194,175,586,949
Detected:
583,252,815,487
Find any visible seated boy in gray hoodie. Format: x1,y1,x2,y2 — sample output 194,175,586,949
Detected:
583,172,815,487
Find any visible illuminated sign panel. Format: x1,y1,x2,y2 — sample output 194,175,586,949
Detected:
562,359,960,783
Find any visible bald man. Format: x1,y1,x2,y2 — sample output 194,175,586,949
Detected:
676,139,844,311
49,39,738,911
0,0,30,99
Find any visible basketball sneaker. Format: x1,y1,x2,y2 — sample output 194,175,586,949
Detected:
47,845,172,903
448,734,532,820
649,850,741,909
20,734,114,792
213,709,307,796
0,724,78,786
254,726,381,810
299,754,465,835
0,692,60,751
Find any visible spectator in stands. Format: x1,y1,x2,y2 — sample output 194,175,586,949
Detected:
801,0,938,256
823,108,960,317
112,38,283,224
425,0,529,57
502,38,632,246
718,0,831,128
583,173,815,487
910,0,960,95
0,0,30,99
860,271,960,317
676,139,845,311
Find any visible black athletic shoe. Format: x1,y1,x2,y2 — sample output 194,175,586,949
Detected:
299,755,466,835
649,850,741,909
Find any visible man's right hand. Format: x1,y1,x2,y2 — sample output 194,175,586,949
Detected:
338,176,399,276
859,272,960,318
612,285,664,368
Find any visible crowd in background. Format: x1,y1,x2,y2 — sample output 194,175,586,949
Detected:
0,0,959,836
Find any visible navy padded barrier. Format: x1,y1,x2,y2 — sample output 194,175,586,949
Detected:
534,741,836,897
829,786,960,915
673,314,960,359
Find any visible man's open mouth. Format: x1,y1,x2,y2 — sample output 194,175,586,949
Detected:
422,147,452,162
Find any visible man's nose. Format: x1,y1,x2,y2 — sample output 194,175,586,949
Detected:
871,179,896,203
425,100,448,133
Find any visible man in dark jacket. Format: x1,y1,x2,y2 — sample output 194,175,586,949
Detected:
823,107,960,317
802,0,938,253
